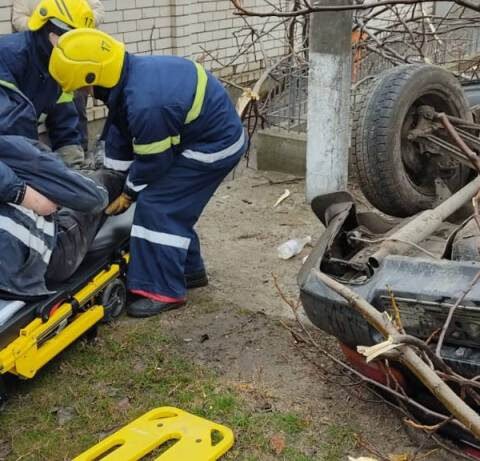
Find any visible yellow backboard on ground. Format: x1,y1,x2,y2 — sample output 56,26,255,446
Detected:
73,406,234,461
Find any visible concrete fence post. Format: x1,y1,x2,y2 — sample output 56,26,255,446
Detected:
306,0,353,203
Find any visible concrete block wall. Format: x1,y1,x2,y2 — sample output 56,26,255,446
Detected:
101,0,287,83
0,0,288,127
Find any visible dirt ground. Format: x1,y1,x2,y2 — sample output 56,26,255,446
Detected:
187,159,451,459
198,162,318,320
0,159,457,460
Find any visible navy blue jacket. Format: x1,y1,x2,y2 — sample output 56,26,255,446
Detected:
0,136,108,297
103,54,244,195
0,32,81,149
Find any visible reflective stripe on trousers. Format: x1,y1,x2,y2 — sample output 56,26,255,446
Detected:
131,225,191,250
127,145,243,299
181,131,245,164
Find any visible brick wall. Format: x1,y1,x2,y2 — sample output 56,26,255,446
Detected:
0,0,288,124
101,0,287,82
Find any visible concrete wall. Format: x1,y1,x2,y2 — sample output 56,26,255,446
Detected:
0,0,288,128
101,0,287,83
256,128,306,176
0,0,287,80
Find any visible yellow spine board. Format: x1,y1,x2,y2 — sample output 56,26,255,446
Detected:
74,407,235,461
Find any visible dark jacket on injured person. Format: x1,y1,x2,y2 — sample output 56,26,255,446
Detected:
0,135,108,297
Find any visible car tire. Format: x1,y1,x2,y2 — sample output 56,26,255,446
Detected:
352,64,472,217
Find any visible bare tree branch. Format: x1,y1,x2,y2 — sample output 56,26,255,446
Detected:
230,0,480,17
313,269,480,440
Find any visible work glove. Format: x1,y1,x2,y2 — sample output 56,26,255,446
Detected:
105,192,133,216
56,145,85,169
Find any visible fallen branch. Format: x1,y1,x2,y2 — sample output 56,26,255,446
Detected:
274,281,480,460
390,335,455,375
405,416,453,432
272,274,470,433
252,177,305,188
313,268,480,440
354,433,389,461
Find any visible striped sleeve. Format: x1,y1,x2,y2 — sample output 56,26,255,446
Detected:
104,121,134,172
124,104,184,197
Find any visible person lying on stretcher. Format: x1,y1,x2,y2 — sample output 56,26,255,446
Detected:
0,134,124,298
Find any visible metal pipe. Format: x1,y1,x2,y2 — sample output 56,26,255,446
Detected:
446,114,480,131
437,113,480,172
455,127,480,151
424,135,472,168
369,176,480,268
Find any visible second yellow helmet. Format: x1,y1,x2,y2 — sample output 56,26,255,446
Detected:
49,29,126,93
29,0,95,31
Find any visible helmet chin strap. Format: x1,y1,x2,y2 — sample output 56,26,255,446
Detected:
48,18,72,33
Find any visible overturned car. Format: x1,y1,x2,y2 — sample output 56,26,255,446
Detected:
299,64,480,453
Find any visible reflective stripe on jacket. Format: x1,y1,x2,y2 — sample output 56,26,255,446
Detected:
103,54,245,195
0,135,108,297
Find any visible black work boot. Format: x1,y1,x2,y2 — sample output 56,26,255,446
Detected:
185,269,209,289
127,297,186,318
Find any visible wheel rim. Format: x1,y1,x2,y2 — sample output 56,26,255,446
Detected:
400,91,468,198
102,280,126,319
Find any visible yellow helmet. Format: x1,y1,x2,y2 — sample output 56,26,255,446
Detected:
49,29,126,93
29,0,95,31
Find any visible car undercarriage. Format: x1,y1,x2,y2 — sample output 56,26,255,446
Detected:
299,64,480,454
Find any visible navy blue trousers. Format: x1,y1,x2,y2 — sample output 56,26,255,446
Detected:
128,151,243,300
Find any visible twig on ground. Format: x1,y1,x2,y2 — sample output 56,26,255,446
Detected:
431,433,480,460
252,177,305,188
355,433,390,461
405,416,453,432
